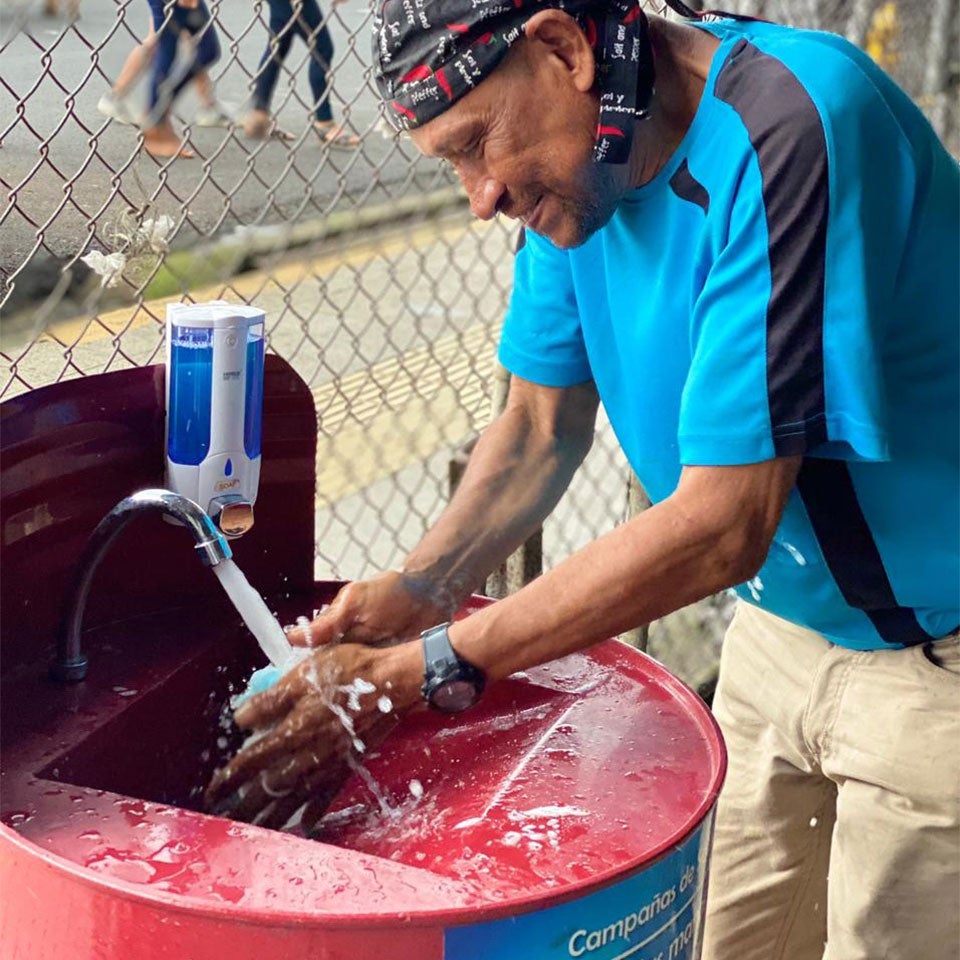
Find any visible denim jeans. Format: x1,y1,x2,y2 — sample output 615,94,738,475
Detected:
145,0,220,120
252,0,335,123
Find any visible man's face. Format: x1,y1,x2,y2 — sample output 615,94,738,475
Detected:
409,41,625,249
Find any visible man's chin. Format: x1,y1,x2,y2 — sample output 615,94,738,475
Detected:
533,224,574,249
537,219,599,250
535,203,615,250
527,210,589,249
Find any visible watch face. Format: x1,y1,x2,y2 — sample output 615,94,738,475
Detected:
431,679,479,712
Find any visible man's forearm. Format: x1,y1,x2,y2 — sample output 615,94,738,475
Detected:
401,395,594,611
447,457,800,682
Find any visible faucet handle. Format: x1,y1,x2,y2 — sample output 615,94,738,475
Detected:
209,496,255,539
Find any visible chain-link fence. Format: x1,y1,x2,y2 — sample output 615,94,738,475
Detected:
2,0,956,680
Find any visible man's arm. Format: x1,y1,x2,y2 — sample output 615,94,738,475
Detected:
404,374,600,604
204,375,598,822
297,374,600,646
448,455,801,683
206,452,800,827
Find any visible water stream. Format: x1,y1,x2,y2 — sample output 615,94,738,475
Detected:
212,559,293,668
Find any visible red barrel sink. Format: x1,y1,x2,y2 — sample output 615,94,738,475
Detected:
0,585,726,960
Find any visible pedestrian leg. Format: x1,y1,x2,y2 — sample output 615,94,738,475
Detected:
143,0,193,158
143,0,220,158
297,0,358,147
244,0,296,140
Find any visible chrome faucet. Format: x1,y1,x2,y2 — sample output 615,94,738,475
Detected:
51,489,233,683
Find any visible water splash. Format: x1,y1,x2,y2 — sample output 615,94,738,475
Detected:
347,754,399,821
511,805,588,819
340,678,376,713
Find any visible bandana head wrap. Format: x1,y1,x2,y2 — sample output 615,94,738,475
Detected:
373,0,668,163
373,0,706,164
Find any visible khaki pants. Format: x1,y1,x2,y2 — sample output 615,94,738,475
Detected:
702,601,960,960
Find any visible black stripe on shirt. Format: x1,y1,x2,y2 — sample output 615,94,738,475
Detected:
797,458,936,646
715,39,829,456
669,158,710,214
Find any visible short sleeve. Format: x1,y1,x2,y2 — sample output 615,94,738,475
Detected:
677,49,907,467
498,229,593,388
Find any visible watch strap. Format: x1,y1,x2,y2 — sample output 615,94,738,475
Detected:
422,621,458,678
420,622,486,709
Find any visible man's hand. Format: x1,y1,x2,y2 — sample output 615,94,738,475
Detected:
205,640,423,831
205,572,452,831
287,570,456,648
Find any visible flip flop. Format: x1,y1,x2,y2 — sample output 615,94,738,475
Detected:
242,114,296,142
314,122,360,149
264,126,296,142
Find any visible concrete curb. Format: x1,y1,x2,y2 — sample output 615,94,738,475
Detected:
2,186,469,347
141,185,469,301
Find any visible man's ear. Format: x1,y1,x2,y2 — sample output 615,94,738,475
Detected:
523,9,596,93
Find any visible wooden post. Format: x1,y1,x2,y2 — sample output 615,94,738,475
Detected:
447,435,476,498
447,362,544,600
487,362,543,598
621,473,651,652
923,0,954,139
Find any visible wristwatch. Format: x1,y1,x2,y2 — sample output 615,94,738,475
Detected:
420,622,486,712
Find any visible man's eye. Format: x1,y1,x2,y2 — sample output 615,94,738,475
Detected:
450,135,483,161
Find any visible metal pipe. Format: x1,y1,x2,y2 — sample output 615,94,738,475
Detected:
50,489,233,683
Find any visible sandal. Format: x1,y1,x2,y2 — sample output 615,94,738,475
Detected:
242,112,295,142
314,121,360,149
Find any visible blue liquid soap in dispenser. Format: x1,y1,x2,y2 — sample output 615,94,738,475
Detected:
165,302,265,538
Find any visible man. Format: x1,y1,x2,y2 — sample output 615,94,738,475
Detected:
207,3,959,957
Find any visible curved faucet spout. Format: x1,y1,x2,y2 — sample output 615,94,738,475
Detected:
51,489,233,683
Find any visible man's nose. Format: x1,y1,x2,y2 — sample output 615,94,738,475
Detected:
458,163,505,221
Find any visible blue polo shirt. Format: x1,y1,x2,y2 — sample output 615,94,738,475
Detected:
499,18,959,650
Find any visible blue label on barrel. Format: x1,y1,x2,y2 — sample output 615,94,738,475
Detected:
444,821,708,960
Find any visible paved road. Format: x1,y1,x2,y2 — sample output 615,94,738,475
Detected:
1,0,452,277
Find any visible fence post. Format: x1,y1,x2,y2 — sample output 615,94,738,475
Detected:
485,363,544,598
923,0,955,140
447,363,544,600
844,0,878,47
620,474,652,652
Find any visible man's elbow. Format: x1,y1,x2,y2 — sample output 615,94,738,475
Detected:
712,511,775,589
674,458,800,592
